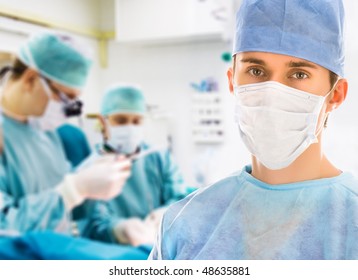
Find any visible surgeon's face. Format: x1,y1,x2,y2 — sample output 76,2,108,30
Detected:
46,80,80,102
21,70,80,116
227,51,347,117
108,113,143,127
37,79,80,116
233,52,332,95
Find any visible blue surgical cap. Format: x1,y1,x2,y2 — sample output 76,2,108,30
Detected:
233,0,345,77
101,84,146,116
18,31,93,90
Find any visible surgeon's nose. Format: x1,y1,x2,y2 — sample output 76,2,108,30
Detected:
268,75,287,86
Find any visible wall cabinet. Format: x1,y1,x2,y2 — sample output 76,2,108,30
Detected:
115,0,223,44
192,93,224,144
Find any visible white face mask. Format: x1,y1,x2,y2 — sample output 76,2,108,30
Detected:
234,81,334,170
107,124,143,155
28,78,67,131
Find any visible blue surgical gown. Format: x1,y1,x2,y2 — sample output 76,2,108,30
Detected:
81,143,190,243
0,115,72,232
0,231,150,260
149,165,358,260
57,124,91,168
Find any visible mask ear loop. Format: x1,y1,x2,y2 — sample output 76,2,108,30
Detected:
319,78,341,130
318,78,341,132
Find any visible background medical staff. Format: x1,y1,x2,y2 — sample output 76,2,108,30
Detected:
82,84,190,246
0,32,131,234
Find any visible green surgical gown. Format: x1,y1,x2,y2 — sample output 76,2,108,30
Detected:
81,143,190,243
0,115,72,233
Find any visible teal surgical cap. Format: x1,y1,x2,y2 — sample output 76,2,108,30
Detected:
18,31,93,90
233,0,345,77
101,84,146,116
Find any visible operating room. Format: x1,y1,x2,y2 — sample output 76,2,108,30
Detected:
0,0,358,260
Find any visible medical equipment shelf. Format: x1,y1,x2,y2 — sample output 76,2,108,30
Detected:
191,93,224,144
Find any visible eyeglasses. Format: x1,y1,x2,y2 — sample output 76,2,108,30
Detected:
41,77,83,117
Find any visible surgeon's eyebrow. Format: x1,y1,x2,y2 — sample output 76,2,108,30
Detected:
287,61,318,69
240,58,266,65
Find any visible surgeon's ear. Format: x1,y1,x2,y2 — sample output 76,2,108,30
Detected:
327,78,348,112
227,67,234,95
20,68,39,93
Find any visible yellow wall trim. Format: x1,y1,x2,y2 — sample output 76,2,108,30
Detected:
0,4,102,38
0,4,116,67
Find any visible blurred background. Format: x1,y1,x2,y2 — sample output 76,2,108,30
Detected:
0,0,357,187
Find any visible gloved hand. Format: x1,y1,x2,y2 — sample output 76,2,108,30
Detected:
144,207,167,229
114,218,157,246
74,154,131,200
56,154,131,210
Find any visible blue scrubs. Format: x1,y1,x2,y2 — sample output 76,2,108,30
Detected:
0,231,150,260
149,165,358,260
57,124,91,168
81,143,190,243
0,115,71,233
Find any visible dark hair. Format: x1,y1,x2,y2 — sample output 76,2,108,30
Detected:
0,58,28,81
329,71,339,88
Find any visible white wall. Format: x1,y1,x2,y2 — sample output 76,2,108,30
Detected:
0,30,26,54
0,0,100,31
99,0,115,31
115,0,222,43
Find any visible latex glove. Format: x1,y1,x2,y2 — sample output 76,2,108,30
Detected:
56,155,131,210
144,207,168,229
74,154,131,199
114,218,157,246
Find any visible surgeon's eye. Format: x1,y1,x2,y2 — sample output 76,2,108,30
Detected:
247,67,265,77
291,72,308,80
114,116,129,125
133,118,143,125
